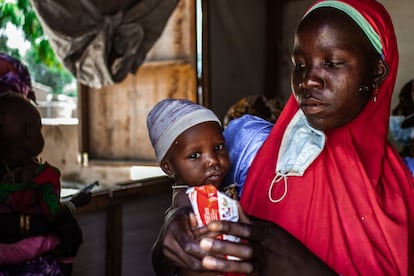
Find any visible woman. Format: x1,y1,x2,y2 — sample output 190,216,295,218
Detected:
152,0,414,275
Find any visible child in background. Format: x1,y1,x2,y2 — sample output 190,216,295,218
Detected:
147,99,239,276
0,93,90,275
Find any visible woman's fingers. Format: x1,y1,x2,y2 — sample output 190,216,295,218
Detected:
207,220,252,239
189,212,198,228
200,237,252,260
163,239,205,271
199,236,254,273
160,212,208,270
202,255,254,274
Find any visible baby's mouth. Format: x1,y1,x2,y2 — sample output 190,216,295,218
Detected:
206,171,222,181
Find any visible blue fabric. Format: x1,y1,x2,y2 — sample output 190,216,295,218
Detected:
222,115,273,197
404,157,414,177
276,110,325,176
389,115,414,144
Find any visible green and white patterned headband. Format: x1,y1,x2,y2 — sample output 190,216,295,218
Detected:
305,1,384,59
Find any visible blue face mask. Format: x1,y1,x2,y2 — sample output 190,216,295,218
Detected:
389,115,414,144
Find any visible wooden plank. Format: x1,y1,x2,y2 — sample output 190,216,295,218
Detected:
76,176,173,214
86,61,197,162
146,0,196,66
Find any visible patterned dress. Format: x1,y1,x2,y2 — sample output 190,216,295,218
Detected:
0,162,63,275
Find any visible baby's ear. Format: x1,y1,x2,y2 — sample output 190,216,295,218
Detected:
160,159,173,176
23,123,33,141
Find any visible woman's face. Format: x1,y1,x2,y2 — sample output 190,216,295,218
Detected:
291,9,377,130
161,122,230,187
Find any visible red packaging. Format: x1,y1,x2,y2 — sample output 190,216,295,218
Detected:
187,185,239,247
187,185,245,276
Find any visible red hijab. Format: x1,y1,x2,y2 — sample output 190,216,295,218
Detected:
240,0,414,275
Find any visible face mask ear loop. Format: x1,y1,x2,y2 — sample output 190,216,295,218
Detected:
268,174,288,203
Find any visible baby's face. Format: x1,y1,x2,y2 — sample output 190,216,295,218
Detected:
163,121,230,187
26,105,45,157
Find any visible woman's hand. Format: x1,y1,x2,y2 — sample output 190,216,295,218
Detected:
152,207,211,275
199,218,338,276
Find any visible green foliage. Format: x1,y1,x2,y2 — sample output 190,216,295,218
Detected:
0,35,20,58
0,0,75,95
25,48,74,94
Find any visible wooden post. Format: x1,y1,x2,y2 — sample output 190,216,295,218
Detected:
106,205,123,276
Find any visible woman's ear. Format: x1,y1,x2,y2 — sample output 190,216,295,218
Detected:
373,58,389,88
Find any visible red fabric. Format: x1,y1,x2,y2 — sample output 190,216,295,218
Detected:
6,163,61,214
240,1,414,275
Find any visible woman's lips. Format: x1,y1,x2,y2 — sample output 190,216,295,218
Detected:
300,98,327,115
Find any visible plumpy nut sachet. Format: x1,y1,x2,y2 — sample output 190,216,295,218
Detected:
186,184,240,260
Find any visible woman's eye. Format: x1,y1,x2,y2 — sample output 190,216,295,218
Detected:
324,60,343,68
189,152,201,159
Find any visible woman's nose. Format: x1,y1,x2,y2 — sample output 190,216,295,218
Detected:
300,65,324,90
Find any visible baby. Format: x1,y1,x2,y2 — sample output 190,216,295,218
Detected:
147,98,240,276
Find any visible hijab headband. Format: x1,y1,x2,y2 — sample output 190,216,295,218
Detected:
305,1,384,59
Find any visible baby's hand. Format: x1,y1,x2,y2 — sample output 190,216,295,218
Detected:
237,202,251,224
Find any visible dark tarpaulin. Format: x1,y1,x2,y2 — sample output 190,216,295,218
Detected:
30,0,179,88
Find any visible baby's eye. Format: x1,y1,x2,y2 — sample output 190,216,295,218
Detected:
293,62,306,71
215,144,224,151
189,152,201,159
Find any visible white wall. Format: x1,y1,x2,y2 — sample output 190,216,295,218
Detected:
381,0,414,108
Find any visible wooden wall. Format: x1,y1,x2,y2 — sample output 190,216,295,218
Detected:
79,0,197,164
